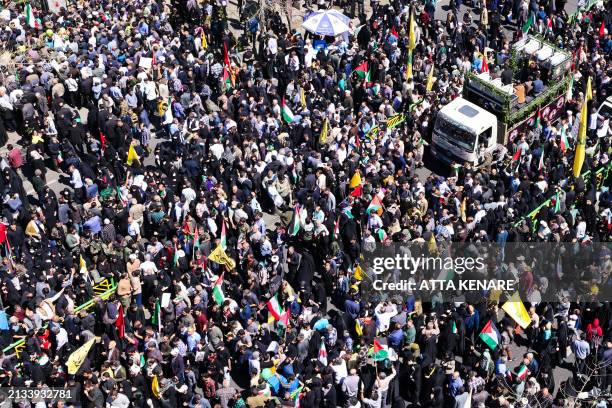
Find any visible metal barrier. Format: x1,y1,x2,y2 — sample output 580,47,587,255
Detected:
2,278,117,358
512,164,611,229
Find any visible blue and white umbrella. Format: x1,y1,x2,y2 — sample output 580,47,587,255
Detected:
302,9,351,37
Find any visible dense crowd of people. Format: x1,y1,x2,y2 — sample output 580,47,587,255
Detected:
0,0,610,406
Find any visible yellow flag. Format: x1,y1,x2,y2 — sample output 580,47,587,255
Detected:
349,171,362,189
208,244,236,269
201,31,208,49
406,49,413,80
408,10,416,50
354,264,364,281
126,144,140,166
152,374,161,399
460,198,467,223
66,338,95,374
426,63,435,92
300,87,306,108
79,255,87,274
573,76,591,177
319,118,329,144
428,233,438,255
502,292,531,329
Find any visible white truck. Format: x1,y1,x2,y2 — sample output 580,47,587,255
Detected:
431,35,572,166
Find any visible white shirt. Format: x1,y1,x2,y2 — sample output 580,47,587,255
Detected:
71,168,83,189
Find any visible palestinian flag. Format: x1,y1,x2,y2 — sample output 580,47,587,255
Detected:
354,61,369,81
222,67,232,91
479,320,501,350
546,17,553,34
281,98,295,123
553,193,561,213
212,274,225,305
531,106,541,128
349,134,361,153
318,340,328,366
220,220,227,250
522,13,535,35
559,127,569,153
151,300,161,332
369,339,397,361
512,147,522,161
516,364,529,381
367,195,383,214
289,204,301,236
223,42,231,68
267,294,289,325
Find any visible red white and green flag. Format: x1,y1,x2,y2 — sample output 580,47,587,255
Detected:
289,204,301,236
220,220,227,250
538,151,545,171
333,218,340,240
194,227,200,249
267,294,289,325
479,320,501,350
318,340,328,366
516,364,529,381
222,67,232,92
367,195,383,214
281,98,295,123
354,61,371,82
560,127,569,153
512,147,522,161
212,273,225,305
369,339,397,361
24,3,40,29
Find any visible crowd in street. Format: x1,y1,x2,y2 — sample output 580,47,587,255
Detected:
0,0,611,406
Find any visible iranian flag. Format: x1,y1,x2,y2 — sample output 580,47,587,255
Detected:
560,127,569,153
367,195,384,214
267,295,289,325
354,61,370,81
220,220,227,250
289,204,301,236
369,339,397,361
212,274,225,305
281,98,295,123
516,364,529,381
479,320,501,350
318,340,328,366
24,3,39,29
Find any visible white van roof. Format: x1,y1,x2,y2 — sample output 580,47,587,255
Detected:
437,97,497,134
